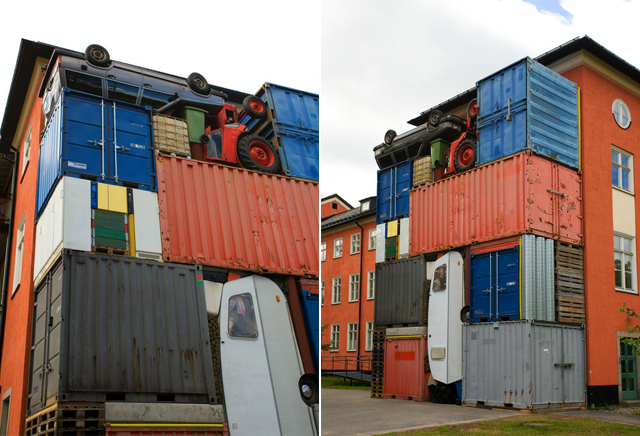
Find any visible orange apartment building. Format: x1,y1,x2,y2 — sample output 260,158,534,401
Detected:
320,195,377,371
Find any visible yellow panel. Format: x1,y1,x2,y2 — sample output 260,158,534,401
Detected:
387,220,398,237
108,185,128,214
128,214,136,256
97,183,109,211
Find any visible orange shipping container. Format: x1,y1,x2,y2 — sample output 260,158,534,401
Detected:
156,154,319,277
383,334,430,401
410,151,582,256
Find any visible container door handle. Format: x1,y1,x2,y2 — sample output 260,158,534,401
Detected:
547,189,568,197
554,363,575,368
506,98,512,121
495,253,500,316
489,253,493,317
112,102,118,182
100,100,106,180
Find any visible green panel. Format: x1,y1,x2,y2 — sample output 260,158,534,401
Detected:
94,209,126,231
621,339,638,400
94,236,127,250
385,236,398,248
179,106,207,143
430,138,451,168
94,228,127,241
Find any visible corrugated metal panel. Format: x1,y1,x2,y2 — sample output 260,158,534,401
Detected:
383,336,430,401
410,151,582,256
477,57,579,169
521,235,555,321
156,154,319,277
374,257,427,328
36,92,64,217
377,160,412,224
299,290,319,374
105,427,228,436
462,321,586,409
27,250,217,416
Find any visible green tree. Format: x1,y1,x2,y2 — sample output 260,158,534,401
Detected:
321,324,332,351
619,303,640,354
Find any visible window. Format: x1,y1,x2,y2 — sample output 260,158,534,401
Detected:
612,146,633,192
107,80,140,104
12,213,25,294
615,233,637,293
369,228,376,250
332,277,341,304
365,321,374,351
350,233,360,255
349,273,359,302
65,70,103,97
367,270,375,300
321,242,326,262
330,324,340,351
140,89,173,109
613,99,631,129
228,293,258,338
347,323,358,351
22,124,32,176
334,238,343,258
321,280,325,305
433,264,447,291
0,390,10,436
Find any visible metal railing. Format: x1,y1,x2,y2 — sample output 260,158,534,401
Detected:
321,355,372,383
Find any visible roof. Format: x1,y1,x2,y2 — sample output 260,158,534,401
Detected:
321,197,377,230
321,193,353,210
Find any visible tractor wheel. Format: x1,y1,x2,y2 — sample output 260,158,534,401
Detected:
237,135,281,174
84,44,110,67
467,98,478,120
187,72,210,96
428,110,443,127
453,139,476,173
243,96,268,119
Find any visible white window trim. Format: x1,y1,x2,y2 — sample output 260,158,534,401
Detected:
615,232,637,294
367,270,375,300
613,99,632,130
347,322,358,352
349,273,359,302
12,212,26,294
320,242,326,262
350,232,360,255
334,237,343,259
612,145,634,194
368,228,376,251
365,321,374,351
22,124,32,177
321,280,325,306
330,324,340,352
332,277,341,304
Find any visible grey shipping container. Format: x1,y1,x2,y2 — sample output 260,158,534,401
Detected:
374,257,428,328
27,250,217,416
462,320,586,410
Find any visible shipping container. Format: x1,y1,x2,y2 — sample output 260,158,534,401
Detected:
477,57,579,169
27,250,217,416
376,160,412,224
374,257,428,328
36,88,157,217
299,290,320,373
156,154,319,277
521,234,555,321
410,151,582,256
383,329,430,401
105,427,228,436
462,321,586,409
33,177,162,286
241,83,319,181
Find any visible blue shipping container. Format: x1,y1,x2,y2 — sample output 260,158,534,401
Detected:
36,89,156,217
469,246,520,323
376,160,412,224
299,290,319,374
241,83,319,181
477,57,579,169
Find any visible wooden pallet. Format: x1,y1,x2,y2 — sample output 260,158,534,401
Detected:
423,279,431,326
555,242,585,324
92,246,129,257
26,403,105,436
371,329,386,398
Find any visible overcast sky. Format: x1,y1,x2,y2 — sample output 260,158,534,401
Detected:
0,0,320,123
321,0,640,207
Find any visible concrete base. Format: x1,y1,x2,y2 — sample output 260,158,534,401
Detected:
105,402,225,423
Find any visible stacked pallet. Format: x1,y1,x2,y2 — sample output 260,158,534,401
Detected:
555,242,586,324
370,329,386,398
208,315,225,405
25,403,105,436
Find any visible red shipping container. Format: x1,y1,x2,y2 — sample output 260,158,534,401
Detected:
156,154,319,277
410,151,582,256
106,424,228,436
383,335,430,401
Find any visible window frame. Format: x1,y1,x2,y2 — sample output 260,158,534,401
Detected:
350,232,360,255
365,321,374,351
368,228,376,250
615,232,637,294
349,273,359,302
321,280,325,306
347,322,358,352
332,277,342,304
330,324,340,352
613,99,632,130
334,237,343,258
367,270,375,300
12,212,26,294
22,123,32,177
320,241,326,262
612,145,633,193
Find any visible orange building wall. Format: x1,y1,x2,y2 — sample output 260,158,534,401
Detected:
0,93,44,436
561,65,640,390
321,218,376,369
321,200,349,219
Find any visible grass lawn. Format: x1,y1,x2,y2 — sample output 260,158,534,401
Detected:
321,375,371,390
376,414,639,435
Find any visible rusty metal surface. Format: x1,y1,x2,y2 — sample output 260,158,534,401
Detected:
383,336,430,401
410,151,582,256
156,154,319,277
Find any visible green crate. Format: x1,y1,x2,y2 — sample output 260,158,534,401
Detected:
385,236,398,248
430,138,451,168
94,228,127,241
94,237,127,250
179,106,208,143
93,209,126,231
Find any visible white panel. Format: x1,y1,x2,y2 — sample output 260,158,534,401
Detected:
375,223,385,263
399,217,409,258
132,190,162,255
612,188,636,235
204,281,223,317
62,177,91,251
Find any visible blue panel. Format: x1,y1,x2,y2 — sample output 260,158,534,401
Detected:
36,92,64,217
266,84,319,133
278,130,319,181
376,168,393,223
470,246,520,322
394,159,412,220
477,57,579,169
376,160,412,224
299,290,319,374
91,182,97,209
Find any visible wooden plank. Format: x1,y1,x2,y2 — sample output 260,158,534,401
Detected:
557,281,585,291
556,270,584,281
557,306,585,314
557,296,584,304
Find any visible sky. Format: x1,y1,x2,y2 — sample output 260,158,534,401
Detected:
321,0,640,207
0,0,320,124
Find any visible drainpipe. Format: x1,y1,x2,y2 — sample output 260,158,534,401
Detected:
355,219,364,372
0,152,17,360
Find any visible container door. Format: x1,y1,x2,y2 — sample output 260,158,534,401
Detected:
621,339,638,400
376,168,393,223
106,102,155,188
44,262,64,410
278,133,319,181
394,160,412,220
28,278,49,412
299,291,320,374
62,93,106,178
495,247,520,319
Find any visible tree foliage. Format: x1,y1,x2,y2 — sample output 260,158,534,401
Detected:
619,303,640,354
321,323,331,351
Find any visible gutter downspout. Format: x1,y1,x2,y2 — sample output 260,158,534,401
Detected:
355,219,364,372
0,151,18,361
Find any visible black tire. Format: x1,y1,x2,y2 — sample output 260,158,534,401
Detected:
187,72,210,96
441,384,458,404
243,96,268,119
236,135,282,174
453,139,476,173
298,374,319,406
460,305,470,323
84,44,110,67
428,110,443,127
467,98,478,121
384,129,397,146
